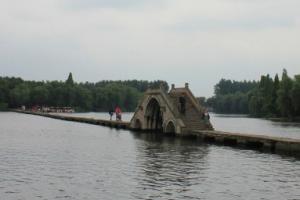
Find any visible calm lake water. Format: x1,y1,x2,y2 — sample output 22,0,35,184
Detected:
57,112,300,139
0,112,300,200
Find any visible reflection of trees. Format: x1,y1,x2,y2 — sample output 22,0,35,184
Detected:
271,121,300,128
131,132,210,199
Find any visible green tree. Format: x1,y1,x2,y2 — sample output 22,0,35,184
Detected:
0,78,9,110
277,69,293,117
259,74,274,116
0,75,167,112
9,83,30,107
248,92,264,117
271,74,280,115
30,85,49,106
73,85,93,110
66,72,74,85
123,87,141,111
291,75,300,116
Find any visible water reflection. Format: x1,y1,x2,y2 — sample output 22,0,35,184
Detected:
1,112,300,200
270,121,300,128
132,133,210,199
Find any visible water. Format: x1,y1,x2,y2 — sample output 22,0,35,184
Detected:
0,112,300,200
211,113,300,139
56,112,300,139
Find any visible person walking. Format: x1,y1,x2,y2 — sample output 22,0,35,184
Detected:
115,106,122,121
108,107,114,120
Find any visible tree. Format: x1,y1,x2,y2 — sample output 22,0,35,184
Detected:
277,69,293,117
73,85,93,110
66,72,74,85
203,70,298,118
210,79,257,114
9,83,30,107
30,85,49,106
259,74,274,116
271,74,280,115
248,92,264,117
291,75,300,116
0,76,160,111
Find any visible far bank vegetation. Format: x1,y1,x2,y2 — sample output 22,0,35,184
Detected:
206,69,300,120
0,73,168,112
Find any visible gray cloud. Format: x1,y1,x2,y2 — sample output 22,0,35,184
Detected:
0,0,299,97
169,17,296,32
62,0,162,10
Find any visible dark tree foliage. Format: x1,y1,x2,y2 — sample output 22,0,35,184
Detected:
0,75,168,112
272,74,280,115
214,79,258,96
66,72,74,85
276,69,294,118
207,69,300,119
207,79,257,114
291,75,300,116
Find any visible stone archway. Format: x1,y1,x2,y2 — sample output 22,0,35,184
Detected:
133,119,142,130
165,121,175,134
145,98,163,132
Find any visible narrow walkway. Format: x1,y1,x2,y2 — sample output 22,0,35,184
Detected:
15,110,130,129
193,130,300,155
14,110,300,156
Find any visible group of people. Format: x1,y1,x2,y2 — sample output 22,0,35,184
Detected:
109,106,122,121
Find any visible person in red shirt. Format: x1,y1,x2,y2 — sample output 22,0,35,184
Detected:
115,106,122,121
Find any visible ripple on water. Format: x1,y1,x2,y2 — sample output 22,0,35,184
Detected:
0,112,300,200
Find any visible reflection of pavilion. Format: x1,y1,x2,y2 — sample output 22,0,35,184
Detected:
130,83,213,135
131,133,210,199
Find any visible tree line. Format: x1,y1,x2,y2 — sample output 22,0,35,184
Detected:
206,69,300,119
0,73,169,112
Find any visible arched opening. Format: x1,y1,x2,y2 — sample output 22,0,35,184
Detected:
145,98,163,132
134,119,142,130
165,121,176,134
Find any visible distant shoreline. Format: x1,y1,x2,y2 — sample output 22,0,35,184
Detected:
211,112,300,123
266,117,300,123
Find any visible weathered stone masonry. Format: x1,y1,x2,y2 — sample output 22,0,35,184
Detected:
130,83,213,134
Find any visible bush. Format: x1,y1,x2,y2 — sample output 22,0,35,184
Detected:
0,102,8,111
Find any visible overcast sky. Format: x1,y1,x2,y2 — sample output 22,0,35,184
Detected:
0,0,299,97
